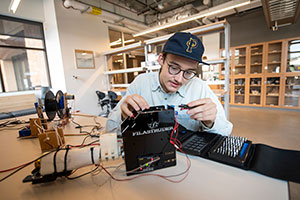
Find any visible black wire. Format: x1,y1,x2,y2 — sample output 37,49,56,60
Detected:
80,135,90,146
0,149,58,182
71,118,102,136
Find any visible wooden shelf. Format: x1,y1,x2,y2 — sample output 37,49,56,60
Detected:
285,84,300,86
235,55,246,57
266,94,279,96
266,84,280,86
284,94,299,97
251,53,263,56
250,94,261,96
268,62,281,65
268,51,281,54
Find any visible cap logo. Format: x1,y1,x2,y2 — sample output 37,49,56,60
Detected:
186,38,198,53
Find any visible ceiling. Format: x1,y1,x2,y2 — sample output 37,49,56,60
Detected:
261,0,300,30
75,0,300,36
77,0,240,33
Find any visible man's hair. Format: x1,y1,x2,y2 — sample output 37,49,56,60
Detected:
161,52,167,63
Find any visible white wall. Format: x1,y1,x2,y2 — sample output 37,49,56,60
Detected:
53,0,110,115
203,33,220,60
43,0,67,92
0,0,44,22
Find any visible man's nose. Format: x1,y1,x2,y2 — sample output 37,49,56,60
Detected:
174,71,184,83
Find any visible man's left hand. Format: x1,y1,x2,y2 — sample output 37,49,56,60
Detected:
186,98,217,128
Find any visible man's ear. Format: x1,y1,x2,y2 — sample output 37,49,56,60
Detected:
157,53,164,66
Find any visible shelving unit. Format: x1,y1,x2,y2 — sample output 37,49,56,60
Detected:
265,40,283,74
286,38,300,74
233,46,247,75
283,76,300,108
233,77,246,104
249,44,264,74
264,76,281,107
228,36,300,109
248,77,263,106
103,20,232,118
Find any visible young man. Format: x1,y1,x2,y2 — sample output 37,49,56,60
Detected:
106,32,232,136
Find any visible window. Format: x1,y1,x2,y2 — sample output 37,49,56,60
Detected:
0,15,50,92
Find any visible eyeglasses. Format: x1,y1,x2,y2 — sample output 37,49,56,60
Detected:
165,58,196,80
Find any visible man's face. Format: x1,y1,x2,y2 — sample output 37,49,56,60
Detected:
157,53,198,93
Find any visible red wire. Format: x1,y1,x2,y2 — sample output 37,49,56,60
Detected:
99,156,190,183
98,112,191,183
0,143,99,173
0,162,31,173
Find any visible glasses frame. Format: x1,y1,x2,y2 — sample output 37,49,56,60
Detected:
164,57,197,80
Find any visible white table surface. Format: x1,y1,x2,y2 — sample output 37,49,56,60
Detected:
0,114,288,200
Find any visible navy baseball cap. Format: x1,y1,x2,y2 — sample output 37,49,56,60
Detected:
162,32,209,65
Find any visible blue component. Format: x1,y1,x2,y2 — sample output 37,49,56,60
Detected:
182,130,187,134
19,128,31,137
59,96,64,109
240,143,249,157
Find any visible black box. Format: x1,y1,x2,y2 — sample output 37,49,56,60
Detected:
121,106,176,175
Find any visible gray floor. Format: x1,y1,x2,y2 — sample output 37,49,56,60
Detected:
229,107,300,200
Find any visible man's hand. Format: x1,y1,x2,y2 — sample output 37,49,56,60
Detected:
120,94,149,119
186,98,217,128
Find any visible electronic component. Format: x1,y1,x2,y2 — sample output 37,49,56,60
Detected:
208,136,252,168
23,146,100,184
176,125,253,169
121,105,176,176
178,104,196,110
99,132,119,160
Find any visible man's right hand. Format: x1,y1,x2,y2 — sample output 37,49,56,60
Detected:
120,94,149,119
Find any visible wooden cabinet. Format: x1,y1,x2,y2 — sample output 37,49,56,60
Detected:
232,77,246,104
248,76,263,106
249,44,264,75
265,40,283,74
233,46,247,75
264,76,281,107
229,37,300,109
283,76,300,108
286,38,300,73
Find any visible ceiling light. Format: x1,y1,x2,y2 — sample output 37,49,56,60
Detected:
8,0,21,13
133,0,251,37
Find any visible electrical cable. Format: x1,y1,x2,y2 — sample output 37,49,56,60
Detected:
66,165,99,180
0,149,57,182
97,113,191,183
0,142,100,182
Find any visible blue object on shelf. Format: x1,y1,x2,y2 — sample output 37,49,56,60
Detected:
19,128,31,137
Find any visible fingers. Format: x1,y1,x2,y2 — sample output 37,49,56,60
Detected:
187,98,217,122
121,94,149,118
